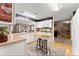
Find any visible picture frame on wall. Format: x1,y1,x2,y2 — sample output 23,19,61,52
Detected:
0,3,13,23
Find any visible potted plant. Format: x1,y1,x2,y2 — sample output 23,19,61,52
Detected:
0,27,9,43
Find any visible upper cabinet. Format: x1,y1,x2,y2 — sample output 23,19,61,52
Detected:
35,20,52,28
42,20,52,27
35,22,42,28
15,13,35,25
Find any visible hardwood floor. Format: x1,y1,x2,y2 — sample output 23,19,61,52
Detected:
50,41,72,56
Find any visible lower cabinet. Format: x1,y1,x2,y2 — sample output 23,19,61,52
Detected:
19,33,36,44
26,33,36,44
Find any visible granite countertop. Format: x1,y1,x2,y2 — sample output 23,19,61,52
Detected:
0,33,25,46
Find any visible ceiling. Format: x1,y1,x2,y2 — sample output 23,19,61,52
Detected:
15,3,79,21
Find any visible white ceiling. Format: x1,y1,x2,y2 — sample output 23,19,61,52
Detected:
15,3,79,21
15,3,53,18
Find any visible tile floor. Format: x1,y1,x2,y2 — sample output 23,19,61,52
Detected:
25,41,66,56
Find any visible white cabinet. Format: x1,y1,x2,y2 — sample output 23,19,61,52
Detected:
25,33,35,44
42,20,52,27
19,33,35,44
36,20,52,28
35,22,42,28
0,40,25,56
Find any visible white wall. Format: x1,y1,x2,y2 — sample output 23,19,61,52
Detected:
72,7,79,55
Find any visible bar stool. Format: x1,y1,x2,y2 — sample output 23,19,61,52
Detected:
36,38,42,49
42,39,48,54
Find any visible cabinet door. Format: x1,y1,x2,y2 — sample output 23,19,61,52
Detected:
25,33,35,44
36,22,42,28
26,34,31,44
30,33,36,42
45,20,52,27
0,40,25,56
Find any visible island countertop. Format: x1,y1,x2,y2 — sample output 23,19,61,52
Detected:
0,33,25,46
